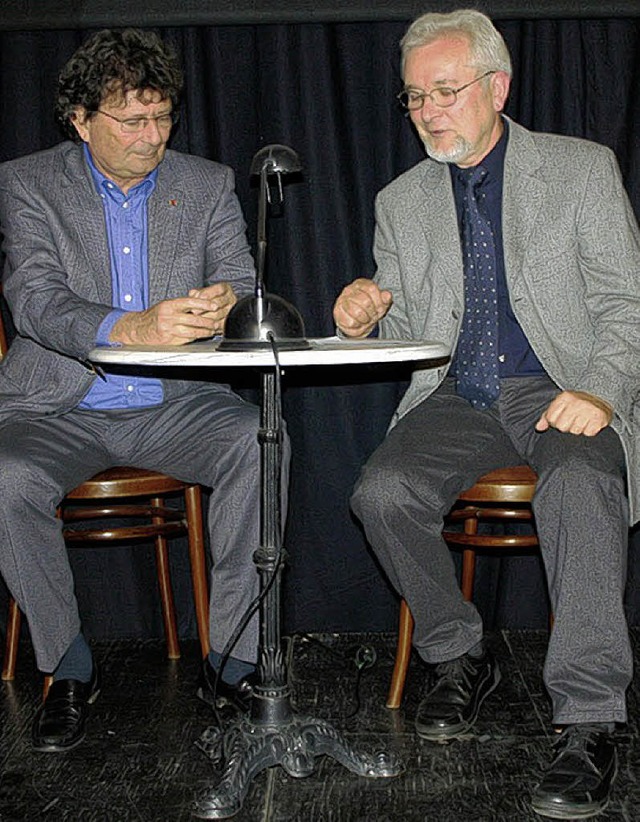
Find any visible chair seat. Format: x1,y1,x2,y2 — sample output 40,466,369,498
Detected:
457,465,538,503
66,467,192,499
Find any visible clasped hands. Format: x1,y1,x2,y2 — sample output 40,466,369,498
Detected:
110,282,237,346
333,278,612,438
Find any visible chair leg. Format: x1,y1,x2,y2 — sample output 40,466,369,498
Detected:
2,597,21,680
152,496,180,660
386,598,414,709
460,514,479,601
185,485,210,660
3,600,54,699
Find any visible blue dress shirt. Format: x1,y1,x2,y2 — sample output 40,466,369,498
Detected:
79,145,164,409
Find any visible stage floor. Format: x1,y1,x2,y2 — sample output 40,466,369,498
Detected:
1,630,637,821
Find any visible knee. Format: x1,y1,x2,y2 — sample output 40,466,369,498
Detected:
537,449,625,498
0,446,60,514
351,452,442,524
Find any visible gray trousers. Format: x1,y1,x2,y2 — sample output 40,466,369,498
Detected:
352,376,631,725
0,384,282,672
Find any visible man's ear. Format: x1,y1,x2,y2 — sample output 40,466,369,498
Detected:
491,71,511,113
70,107,89,142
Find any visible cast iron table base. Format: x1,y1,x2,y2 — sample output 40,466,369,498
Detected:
193,370,402,819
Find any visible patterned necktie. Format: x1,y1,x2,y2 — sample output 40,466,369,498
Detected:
455,165,500,409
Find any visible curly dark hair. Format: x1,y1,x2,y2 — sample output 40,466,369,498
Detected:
55,28,183,140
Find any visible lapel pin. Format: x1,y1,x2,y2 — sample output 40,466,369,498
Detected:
168,198,178,206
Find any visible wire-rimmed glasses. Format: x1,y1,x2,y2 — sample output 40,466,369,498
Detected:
95,109,178,133
397,70,496,111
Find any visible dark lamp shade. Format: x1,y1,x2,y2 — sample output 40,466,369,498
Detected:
218,293,309,351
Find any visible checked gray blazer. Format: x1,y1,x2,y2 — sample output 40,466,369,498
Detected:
0,140,256,421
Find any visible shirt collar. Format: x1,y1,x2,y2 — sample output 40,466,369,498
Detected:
83,143,158,200
452,116,509,183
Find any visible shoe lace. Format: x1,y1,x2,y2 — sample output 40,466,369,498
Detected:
430,655,478,695
551,724,608,771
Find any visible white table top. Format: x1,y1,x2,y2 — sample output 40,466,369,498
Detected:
89,336,450,368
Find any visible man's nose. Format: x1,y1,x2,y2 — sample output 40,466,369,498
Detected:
416,93,440,119
141,118,165,143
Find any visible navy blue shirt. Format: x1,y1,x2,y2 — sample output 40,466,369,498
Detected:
449,121,545,378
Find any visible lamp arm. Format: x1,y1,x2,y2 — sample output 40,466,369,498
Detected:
255,167,269,294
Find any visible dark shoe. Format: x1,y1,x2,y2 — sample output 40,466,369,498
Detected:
31,666,100,752
531,724,617,819
415,649,501,740
196,659,256,713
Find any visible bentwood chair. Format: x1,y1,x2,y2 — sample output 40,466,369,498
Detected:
386,464,539,709
0,294,210,687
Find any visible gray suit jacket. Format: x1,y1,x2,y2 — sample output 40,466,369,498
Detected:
374,118,640,523
0,141,255,421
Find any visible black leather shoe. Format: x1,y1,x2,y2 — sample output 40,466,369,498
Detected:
415,649,501,740
31,666,101,752
531,724,617,819
196,659,256,714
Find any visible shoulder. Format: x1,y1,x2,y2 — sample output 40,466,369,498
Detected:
378,158,443,201
0,141,81,186
375,158,449,220
507,118,618,170
159,149,236,190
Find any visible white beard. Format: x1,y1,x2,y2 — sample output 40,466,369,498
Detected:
423,134,473,165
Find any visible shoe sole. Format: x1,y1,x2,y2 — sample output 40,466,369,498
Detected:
416,663,502,741
531,756,617,820
530,797,610,820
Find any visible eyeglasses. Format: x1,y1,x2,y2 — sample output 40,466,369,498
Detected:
96,109,178,133
397,70,496,111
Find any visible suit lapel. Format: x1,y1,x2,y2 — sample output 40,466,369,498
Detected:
416,160,465,304
60,144,111,304
148,155,186,304
501,119,546,298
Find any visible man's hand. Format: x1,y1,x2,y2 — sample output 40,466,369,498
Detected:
333,278,393,339
110,282,238,346
187,282,238,329
535,390,613,437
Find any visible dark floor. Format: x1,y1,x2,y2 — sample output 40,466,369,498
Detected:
0,630,638,821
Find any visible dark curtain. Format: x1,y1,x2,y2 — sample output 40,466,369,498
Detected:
0,17,639,645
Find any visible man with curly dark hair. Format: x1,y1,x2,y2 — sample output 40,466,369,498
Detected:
0,28,271,752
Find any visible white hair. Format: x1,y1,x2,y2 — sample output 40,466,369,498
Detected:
400,9,512,77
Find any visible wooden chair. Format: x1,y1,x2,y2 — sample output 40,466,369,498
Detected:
386,464,539,709
0,296,210,687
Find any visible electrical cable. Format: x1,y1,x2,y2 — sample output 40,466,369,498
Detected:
299,633,377,720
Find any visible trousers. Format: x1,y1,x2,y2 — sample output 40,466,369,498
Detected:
0,384,286,672
351,376,631,725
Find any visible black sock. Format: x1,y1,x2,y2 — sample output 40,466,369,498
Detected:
53,633,93,683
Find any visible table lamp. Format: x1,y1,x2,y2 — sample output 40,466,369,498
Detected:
219,144,309,351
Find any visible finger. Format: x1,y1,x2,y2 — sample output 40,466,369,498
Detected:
535,415,549,432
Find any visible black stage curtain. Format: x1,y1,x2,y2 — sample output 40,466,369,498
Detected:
0,16,639,646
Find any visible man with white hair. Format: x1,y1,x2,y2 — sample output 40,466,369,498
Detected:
334,9,640,819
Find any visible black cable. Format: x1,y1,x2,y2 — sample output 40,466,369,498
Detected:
299,633,377,720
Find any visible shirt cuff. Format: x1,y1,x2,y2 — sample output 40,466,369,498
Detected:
96,309,127,346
